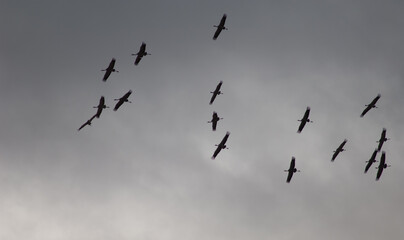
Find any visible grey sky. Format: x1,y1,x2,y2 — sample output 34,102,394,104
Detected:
1,1,404,239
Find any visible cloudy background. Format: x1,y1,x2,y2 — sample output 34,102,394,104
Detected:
1,0,404,239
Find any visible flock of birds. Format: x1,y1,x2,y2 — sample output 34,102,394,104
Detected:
77,42,150,131
78,14,391,182
285,93,390,182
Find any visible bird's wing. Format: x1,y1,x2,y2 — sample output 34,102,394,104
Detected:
114,100,124,111
364,161,373,173
220,14,227,26
103,70,111,81
212,145,221,159
108,58,115,69
213,28,223,40
376,164,384,180
297,120,306,133
209,92,217,105
303,107,310,120
286,171,293,183
370,94,381,105
78,122,88,131
360,105,371,117
135,55,142,65
220,132,230,145
332,151,339,161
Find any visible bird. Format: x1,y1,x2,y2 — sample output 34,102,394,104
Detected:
78,114,96,131
102,58,118,82
213,14,228,40
364,149,378,174
132,42,150,65
376,151,390,181
207,111,223,131
331,139,347,161
360,94,380,117
377,128,389,152
284,157,300,183
211,131,230,159
113,90,132,111
209,81,223,105
93,96,109,118
297,107,312,133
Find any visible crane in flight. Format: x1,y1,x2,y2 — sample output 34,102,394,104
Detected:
213,14,228,40
113,90,132,111
376,151,390,181
297,107,312,133
132,42,150,65
102,58,118,82
209,81,223,105
331,139,347,161
211,132,230,159
377,128,389,152
78,114,96,131
284,157,300,183
364,149,378,174
94,96,109,118
360,94,380,117
207,111,223,131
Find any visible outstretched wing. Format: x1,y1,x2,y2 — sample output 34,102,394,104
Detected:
114,99,124,111
209,92,217,105
213,28,223,40
211,145,222,159
219,14,227,27
360,105,372,117
297,120,306,133
134,55,142,65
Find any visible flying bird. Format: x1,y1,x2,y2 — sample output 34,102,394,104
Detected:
209,81,223,105
364,149,378,174
211,131,230,160
78,114,96,131
360,94,380,117
376,151,390,181
377,128,389,152
132,42,150,65
207,111,223,131
297,107,312,133
213,14,228,40
113,90,132,111
331,139,347,161
284,157,300,183
93,96,109,118
102,58,118,82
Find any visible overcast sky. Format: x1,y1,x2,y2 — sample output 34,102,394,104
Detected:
1,1,404,239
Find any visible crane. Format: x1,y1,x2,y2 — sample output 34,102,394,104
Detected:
297,107,312,133
377,128,389,152
132,42,150,65
284,157,300,183
113,90,132,111
376,151,390,181
213,14,228,40
360,94,380,117
364,149,378,174
331,139,347,161
102,58,118,82
209,81,223,105
207,111,223,131
211,131,230,159
94,96,109,118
